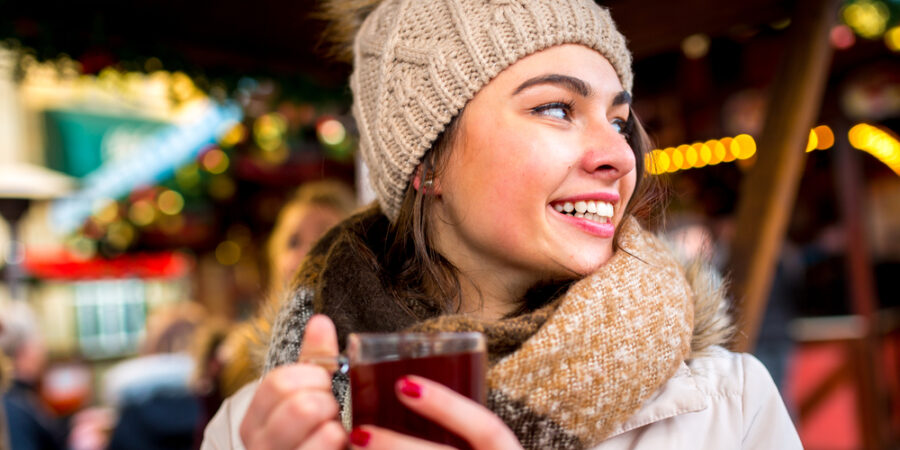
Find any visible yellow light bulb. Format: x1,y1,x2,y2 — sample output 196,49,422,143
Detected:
814,125,835,150
721,137,737,162
734,134,757,159
806,129,818,152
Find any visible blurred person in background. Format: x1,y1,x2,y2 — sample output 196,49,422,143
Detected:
191,180,357,439
99,301,206,450
0,301,68,450
266,180,358,295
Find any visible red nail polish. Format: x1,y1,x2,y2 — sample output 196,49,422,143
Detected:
350,428,371,446
398,377,422,398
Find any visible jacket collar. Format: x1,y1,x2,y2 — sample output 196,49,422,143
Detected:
605,361,709,438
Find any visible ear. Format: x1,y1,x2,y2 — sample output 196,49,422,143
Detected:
412,164,441,194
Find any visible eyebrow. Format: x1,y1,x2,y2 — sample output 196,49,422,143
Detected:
512,74,633,108
512,74,591,97
612,91,632,107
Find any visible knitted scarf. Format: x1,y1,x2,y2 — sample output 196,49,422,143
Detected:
265,208,694,449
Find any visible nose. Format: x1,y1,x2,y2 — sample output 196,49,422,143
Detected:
579,123,636,179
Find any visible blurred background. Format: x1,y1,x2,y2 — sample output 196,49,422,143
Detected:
0,0,898,449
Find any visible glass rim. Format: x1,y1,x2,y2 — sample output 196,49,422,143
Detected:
347,331,485,343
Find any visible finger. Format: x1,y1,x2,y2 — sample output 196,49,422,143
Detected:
297,314,339,363
247,390,339,450
394,376,522,450
240,364,332,439
348,426,454,450
296,421,348,450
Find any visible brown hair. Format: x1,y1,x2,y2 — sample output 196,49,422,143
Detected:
376,107,660,316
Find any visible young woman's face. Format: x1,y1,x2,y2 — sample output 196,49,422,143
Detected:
431,44,637,289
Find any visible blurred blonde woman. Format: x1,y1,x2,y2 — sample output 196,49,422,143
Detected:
193,180,357,428
266,180,358,295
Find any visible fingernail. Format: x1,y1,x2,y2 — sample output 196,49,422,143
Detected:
398,376,422,398
350,428,370,447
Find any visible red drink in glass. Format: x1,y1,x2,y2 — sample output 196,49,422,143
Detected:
347,333,486,449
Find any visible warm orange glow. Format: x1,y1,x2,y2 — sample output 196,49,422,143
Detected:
849,123,900,175
683,144,698,168
813,125,835,150
695,143,711,168
733,134,757,159
201,148,229,174
806,129,819,152
220,123,247,147
721,137,737,162
708,140,726,165
648,149,670,174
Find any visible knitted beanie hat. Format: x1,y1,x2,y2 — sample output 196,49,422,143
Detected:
346,0,633,221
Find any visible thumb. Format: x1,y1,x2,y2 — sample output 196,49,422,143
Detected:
297,314,339,365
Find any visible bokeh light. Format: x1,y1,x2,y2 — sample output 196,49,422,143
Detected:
253,113,287,152
215,241,242,266
708,140,727,165
92,199,119,225
813,125,835,150
733,134,757,159
201,148,230,174
849,123,900,175
128,200,156,226
648,149,670,174
681,33,711,59
886,26,900,51
695,142,711,168
106,221,135,249
317,118,347,146
721,137,737,162
157,190,185,215
830,24,857,49
667,147,684,173
806,129,819,152
842,0,890,39
220,123,247,148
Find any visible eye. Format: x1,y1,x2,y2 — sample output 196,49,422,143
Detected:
611,117,633,136
531,101,573,121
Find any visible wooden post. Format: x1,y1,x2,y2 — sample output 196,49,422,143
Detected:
729,0,838,352
832,124,891,450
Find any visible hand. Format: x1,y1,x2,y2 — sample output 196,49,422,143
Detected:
68,407,115,450
239,315,347,449
348,375,522,450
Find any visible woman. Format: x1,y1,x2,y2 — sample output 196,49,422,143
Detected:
203,0,801,448
265,180,358,295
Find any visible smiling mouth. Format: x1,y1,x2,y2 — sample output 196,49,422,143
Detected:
551,200,614,224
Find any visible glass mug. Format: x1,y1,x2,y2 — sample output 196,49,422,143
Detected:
306,332,487,448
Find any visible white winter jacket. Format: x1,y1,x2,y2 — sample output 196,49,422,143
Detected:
202,345,801,449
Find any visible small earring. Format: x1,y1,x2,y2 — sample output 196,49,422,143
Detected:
423,179,434,187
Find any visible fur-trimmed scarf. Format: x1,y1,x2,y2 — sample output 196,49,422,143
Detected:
264,207,732,448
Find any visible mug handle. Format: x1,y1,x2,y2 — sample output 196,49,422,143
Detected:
298,355,350,375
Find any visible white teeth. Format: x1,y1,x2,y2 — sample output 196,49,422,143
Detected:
553,200,615,222
600,202,613,217
574,201,587,213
